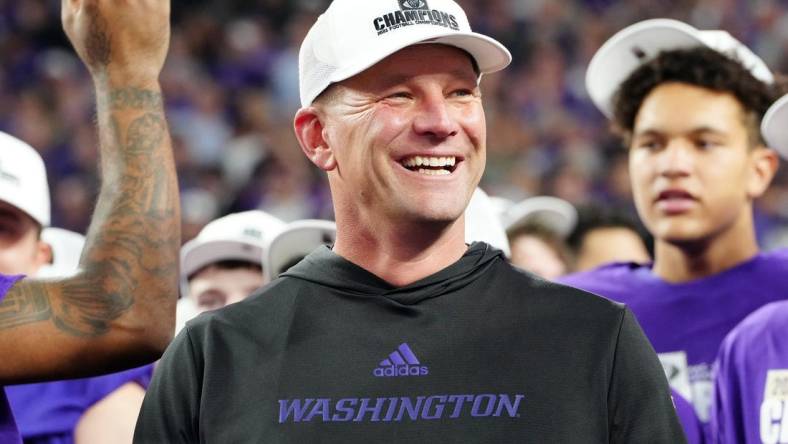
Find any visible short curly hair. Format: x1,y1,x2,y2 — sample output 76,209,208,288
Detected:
612,46,780,147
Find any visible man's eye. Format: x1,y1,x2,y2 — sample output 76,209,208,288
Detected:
637,140,661,150
386,92,411,99
451,89,473,97
696,139,720,150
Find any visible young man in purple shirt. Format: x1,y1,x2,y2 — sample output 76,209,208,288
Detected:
560,18,787,436
0,0,177,441
712,299,788,444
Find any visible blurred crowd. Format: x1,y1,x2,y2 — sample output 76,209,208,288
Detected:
4,0,788,247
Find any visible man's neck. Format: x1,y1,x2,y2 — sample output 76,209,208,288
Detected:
332,216,469,287
652,213,759,283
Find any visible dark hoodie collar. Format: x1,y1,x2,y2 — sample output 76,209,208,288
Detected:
282,242,504,305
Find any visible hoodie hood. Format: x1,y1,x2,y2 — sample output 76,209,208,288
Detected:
282,242,504,305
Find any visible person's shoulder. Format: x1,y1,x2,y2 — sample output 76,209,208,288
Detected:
561,261,646,283
500,261,628,317
557,261,650,298
726,300,788,346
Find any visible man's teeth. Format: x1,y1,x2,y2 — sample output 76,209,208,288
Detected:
402,156,457,168
417,168,451,176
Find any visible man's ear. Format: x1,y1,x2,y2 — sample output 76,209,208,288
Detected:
294,107,336,171
33,240,53,274
747,146,779,199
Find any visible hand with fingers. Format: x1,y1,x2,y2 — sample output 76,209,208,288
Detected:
62,0,170,84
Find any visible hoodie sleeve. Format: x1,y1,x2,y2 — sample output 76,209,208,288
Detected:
607,308,688,444
134,326,201,443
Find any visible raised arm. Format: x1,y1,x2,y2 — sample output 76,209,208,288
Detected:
0,0,178,384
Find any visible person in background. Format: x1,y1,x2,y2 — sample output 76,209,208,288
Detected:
135,0,683,441
265,219,337,281
0,0,178,441
73,210,284,443
501,196,576,279
566,204,651,272
560,19,787,440
176,210,285,332
710,95,788,444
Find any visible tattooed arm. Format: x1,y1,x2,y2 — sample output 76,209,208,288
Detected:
0,0,178,384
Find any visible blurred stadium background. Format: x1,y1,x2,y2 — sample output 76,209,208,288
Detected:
3,0,788,247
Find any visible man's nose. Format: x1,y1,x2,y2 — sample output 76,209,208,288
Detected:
657,139,694,178
412,93,459,139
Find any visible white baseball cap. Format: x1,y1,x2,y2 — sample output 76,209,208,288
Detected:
0,132,50,227
502,196,578,239
586,18,774,119
763,94,788,159
180,210,286,296
37,227,85,278
465,187,510,257
298,0,512,107
265,219,337,281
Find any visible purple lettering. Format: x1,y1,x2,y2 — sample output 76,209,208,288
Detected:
494,394,525,417
354,398,387,422
422,395,447,420
471,394,496,417
278,398,314,423
331,398,357,422
448,395,474,418
304,398,331,422
396,396,426,421
382,397,400,422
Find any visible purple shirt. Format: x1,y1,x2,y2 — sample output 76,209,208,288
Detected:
674,389,705,444
560,249,788,426
0,273,23,444
7,364,154,443
712,301,788,444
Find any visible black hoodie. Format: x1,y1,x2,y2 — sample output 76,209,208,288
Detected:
135,243,685,443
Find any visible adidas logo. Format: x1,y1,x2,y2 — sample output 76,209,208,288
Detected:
373,343,429,377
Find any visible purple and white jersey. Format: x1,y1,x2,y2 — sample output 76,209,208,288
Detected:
0,273,23,444
560,249,788,424
712,301,788,444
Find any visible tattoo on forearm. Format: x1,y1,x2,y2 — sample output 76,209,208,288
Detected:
107,87,164,112
0,86,178,337
0,284,52,330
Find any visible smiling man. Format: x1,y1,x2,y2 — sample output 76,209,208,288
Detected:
560,19,788,439
135,1,683,442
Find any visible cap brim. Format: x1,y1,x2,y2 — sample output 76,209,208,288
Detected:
328,29,511,94
503,196,578,238
181,239,264,279
586,19,704,119
266,220,337,280
763,94,788,159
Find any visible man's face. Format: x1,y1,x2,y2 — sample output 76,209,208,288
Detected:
628,82,769,244
317,44,486,225
0,200,49,275
187,265,265,312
